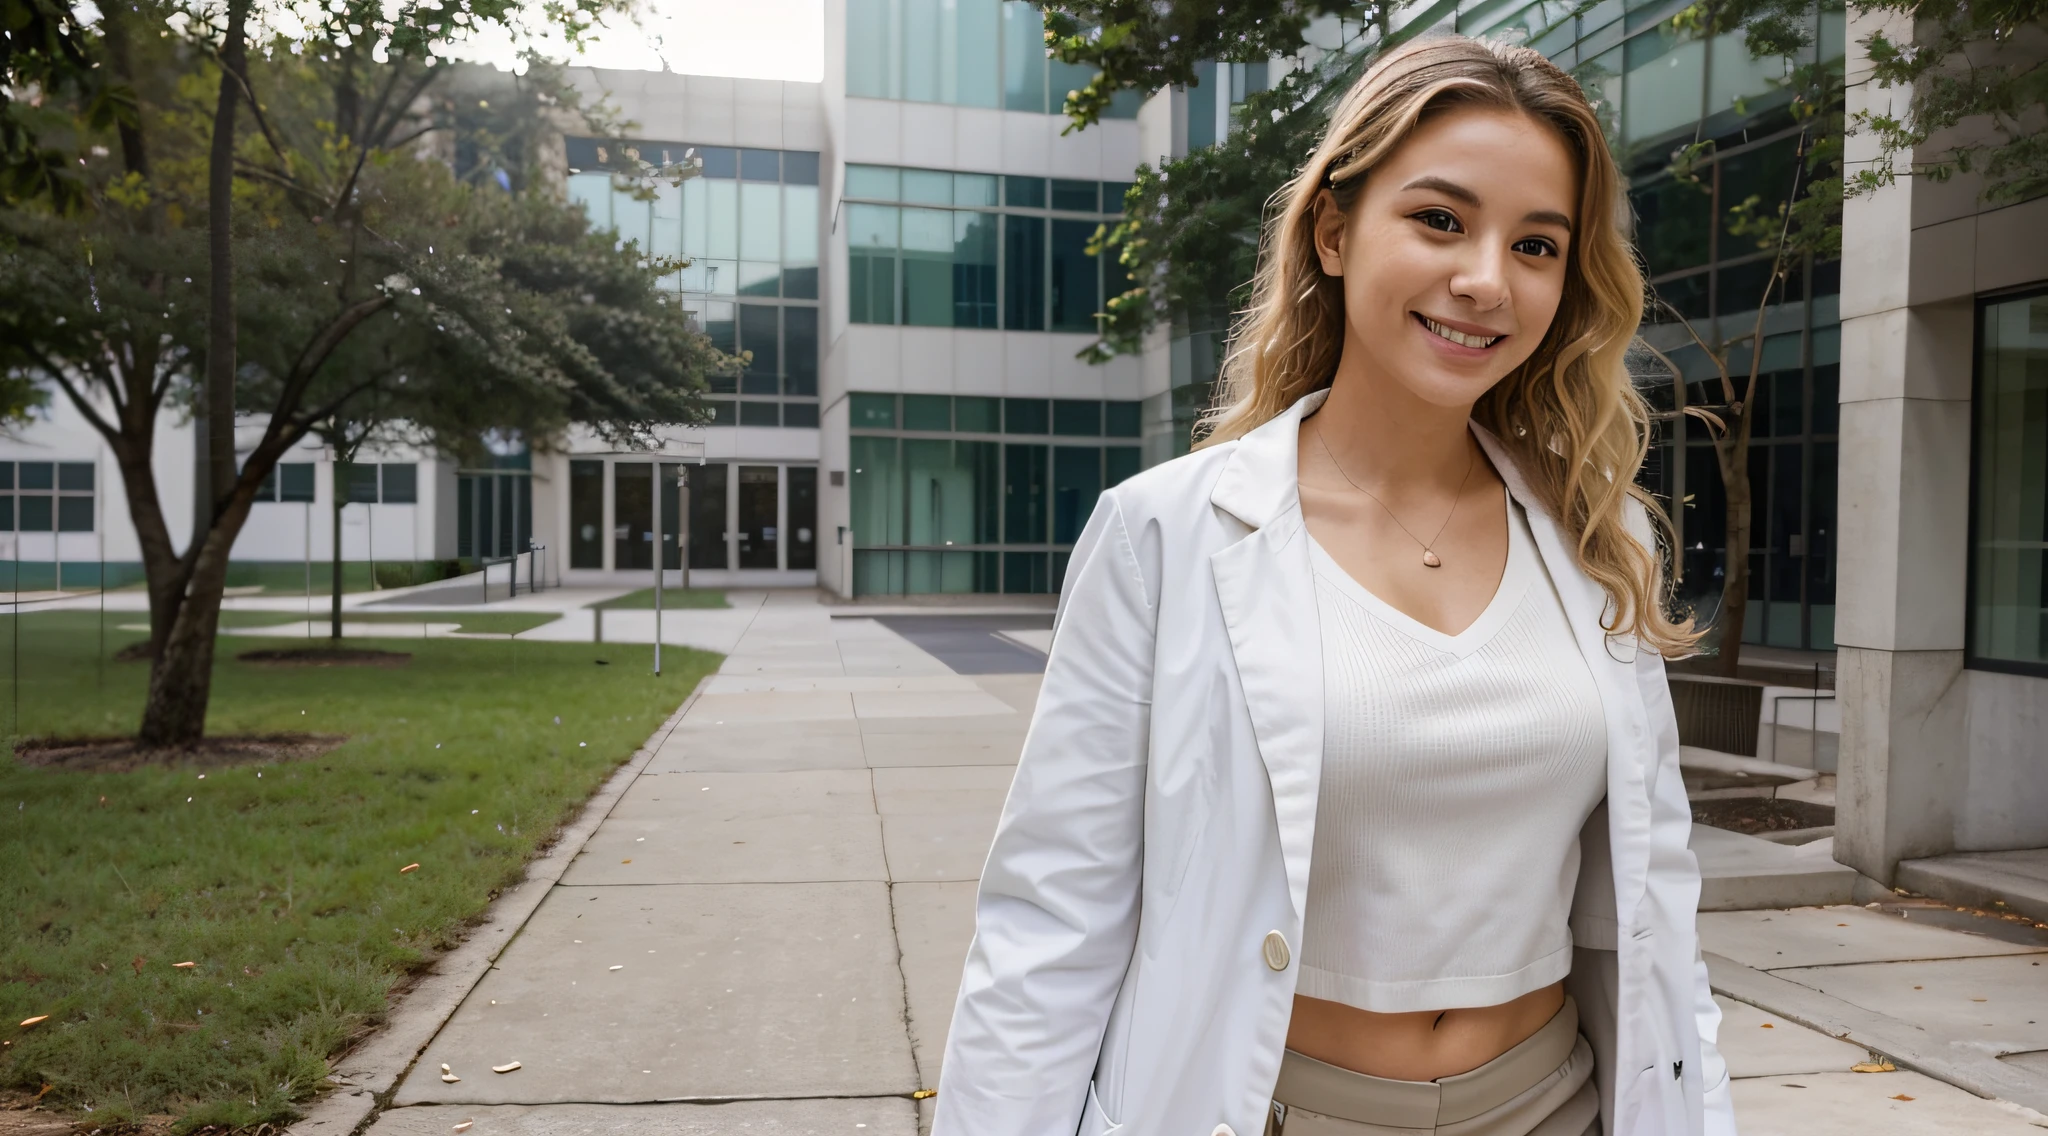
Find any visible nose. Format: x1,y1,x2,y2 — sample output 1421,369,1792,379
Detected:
1449,242,1510,312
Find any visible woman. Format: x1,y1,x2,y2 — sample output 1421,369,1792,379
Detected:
933,36,1735,1136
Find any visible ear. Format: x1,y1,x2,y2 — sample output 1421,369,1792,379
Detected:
1311,189,1347,277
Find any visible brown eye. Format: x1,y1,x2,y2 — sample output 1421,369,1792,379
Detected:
1414,208,1461,233
1513,237,1559,257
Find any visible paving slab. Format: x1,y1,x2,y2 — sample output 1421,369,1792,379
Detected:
683,691,856,724
1730,1071,2048,1134
562,771,886,885
365,1100,919,1136
1700,905,2048,970
650,720,868,774
1713,995,1870,1078
858,729,1025,768
1771,953,2048,1056
1692,824,1856,910
394,882,917,1104
2002,1050,2048,1078
890,880,979,1086
872,765,1017,814
970,674,1044,715
881,810,1004,883
703,675,986,694
851,689,1018,719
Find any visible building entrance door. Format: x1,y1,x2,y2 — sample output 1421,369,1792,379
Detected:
614,462,652,570
737,465,779,569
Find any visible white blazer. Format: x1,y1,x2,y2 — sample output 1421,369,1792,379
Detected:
934,389,1737,1136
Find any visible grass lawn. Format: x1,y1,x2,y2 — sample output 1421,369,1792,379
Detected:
589,587,728,610
0,611,718,1131
217,610,564,636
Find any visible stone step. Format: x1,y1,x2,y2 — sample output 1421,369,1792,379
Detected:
1691,824,1857,911
1897,849,2048,924
1681,744,1818,792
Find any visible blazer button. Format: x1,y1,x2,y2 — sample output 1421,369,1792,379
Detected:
1262,930,1291,971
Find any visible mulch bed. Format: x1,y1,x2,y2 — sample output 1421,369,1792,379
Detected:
13,733,348,773
237,647,410,668
1691,796,1835,835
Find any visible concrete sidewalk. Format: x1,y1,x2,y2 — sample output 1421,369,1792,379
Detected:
352,593,2048,1136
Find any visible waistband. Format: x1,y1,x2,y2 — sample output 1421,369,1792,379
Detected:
1272,996,1581,1128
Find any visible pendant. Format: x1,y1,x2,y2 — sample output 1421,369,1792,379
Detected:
1422,549,1442,568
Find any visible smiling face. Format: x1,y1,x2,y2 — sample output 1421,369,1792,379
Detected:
1314,105,1580,411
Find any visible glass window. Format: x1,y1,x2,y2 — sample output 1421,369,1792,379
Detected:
1106,445,1141,486
785,306,819,396
852,392,898,429
1632,176,1712,277
955,173,999,207
904,394,952,431
651,183,683,259
689,462,729,570
1049,56,1095,120
345,462,380,504
702,399,736,426
1003,550,1050,593
696,146,737,179
1051,446,1101,543
1005,175,1046,208
1707,28,1790,116
1102,181,1133,212
1001,0,1047,112
1188,60,1219,151
1050,218,1101,332
851,435,904,547
568,172,612,228
1719,137,1801,250
18,495,50,532
1105,400,1141,437
784,151,820,186
952,0,1001,108
789,466,819,569
784,184,819,266
740,305,780,391
1050,178,1099,212
953,211,999,328
57,496,92,532
847,164,901,200
1970,292,2048,669
848,203,900,325
903,0,942,103
707,179,739,259
57,462,92,491
0,497,12,531
901,206,957,326
0,462,12,489
740,182,781,262
956,396,1001,432
1004,397,1049,434
784,400,821,429
741,149,779,182
19,462,51,490
570,460,604,569
701,301,737,356
1003,214,1046,330
381,463,418,504
903,168,954,205
1623,31,1705,144
1004,443,1048,543
281,462,315,503
740,401,781,427
847,0,897,97
1053,399,1101,436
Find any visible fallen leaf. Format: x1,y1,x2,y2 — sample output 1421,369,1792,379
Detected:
32,1083,52,1101
1851,1060,1896,1073
441,1073,461,1084
452,1122,474,1134
400,863,421,874
132,956,146,975
172,961,197,969
441,1064,451,1074
609,965,623,971
1971,998,1988,1003
912,1089,936,1100
19,1015,49,1028
492,1061,521,1073
620,859,632,864
1890,1094,1915,1101
1759,1023,1774,1029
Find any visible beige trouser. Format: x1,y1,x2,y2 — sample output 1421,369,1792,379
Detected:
1266,996,1600,1136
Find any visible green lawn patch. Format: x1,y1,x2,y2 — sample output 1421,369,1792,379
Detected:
589,587,728,610
0,611,718,1131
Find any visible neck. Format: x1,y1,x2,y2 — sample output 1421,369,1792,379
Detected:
1311,358,1480,492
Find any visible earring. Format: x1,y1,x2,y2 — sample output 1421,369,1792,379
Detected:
1513,422,1529,438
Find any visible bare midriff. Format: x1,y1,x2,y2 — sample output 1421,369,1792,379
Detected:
1285,981,1565,1082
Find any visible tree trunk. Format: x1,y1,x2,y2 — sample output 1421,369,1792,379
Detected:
137,490,257,747
331,469,344,640
204,0,249,534
1713,428,1755,678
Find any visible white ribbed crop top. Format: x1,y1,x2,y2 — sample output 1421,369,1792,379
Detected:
1297,495,1608,1015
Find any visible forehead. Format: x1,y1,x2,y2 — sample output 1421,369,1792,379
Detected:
1372,105,1579,215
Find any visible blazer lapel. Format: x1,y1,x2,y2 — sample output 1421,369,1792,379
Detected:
1211,391,1329,923
1473,426,1654,932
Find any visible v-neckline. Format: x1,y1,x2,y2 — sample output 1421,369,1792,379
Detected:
1307,489,1530,657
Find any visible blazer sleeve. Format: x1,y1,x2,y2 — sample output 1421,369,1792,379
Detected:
932,490,1155,1136
1623,499,1737,1136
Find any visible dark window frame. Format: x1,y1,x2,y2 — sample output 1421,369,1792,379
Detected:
1964,282,2048,678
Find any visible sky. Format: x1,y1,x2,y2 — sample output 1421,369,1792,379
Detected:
449,0,824,81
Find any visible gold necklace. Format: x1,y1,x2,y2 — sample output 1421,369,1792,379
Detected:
1313,424,1477,568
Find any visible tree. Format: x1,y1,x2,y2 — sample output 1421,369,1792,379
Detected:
0,4,733,746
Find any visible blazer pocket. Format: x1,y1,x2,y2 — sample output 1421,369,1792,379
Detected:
1081,1079,1122,1136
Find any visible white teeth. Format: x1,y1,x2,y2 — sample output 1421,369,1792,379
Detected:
1423,316,1499,349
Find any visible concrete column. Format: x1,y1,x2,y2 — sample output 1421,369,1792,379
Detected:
1831,6,1975,884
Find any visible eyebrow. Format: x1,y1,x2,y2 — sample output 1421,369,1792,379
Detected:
1401,175,1575,234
